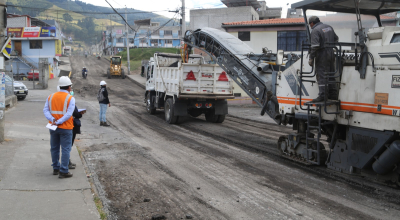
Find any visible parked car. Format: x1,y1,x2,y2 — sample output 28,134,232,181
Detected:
27,72,39,81
14,81,28,100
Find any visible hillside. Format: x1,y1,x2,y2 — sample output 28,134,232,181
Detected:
7,0,177,45
117,47,181,71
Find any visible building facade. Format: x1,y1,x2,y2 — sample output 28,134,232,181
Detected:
6,15,63,78
222,14,396,53
104,21,182,55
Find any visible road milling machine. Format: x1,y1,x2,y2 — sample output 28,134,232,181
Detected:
184,0,400,186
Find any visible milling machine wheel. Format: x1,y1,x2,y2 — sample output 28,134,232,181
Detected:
277,136,288,155
107,69,111,79
310,141,327,165
121,69,126,79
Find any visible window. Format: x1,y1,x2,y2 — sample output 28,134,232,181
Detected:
238,32,250,41
277,31,307,51
151,39,158,43
165,40,173,44
30,40,42,49
153,30,160,35
140,38,147,43
164,30,172,36
111,57,121,65
391,33,400,43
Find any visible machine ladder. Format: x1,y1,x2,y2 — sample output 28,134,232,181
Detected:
299,42,342,165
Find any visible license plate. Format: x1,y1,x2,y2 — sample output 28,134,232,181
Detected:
19,90,24,93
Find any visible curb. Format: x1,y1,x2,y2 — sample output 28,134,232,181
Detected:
127,76,145,89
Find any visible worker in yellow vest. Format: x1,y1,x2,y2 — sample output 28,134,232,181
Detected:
43,76,75,179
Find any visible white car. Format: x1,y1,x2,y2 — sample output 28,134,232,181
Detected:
14,81,28,100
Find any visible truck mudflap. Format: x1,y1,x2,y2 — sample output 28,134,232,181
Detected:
174,99,188,116
214,100,228,115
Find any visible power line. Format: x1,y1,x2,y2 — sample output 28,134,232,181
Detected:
7,4,170,15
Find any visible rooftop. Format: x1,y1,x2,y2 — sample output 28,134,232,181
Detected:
221,0,261,9
222,14,395,27
223,17,304,26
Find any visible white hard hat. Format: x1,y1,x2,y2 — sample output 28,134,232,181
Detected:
58,76,72,87
100,81,107,86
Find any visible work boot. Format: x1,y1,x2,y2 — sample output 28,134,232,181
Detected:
53,169,59,175
59,172,73,179
307,96,325,104
69,159,76,169
103,122,110,127
100,122,104,126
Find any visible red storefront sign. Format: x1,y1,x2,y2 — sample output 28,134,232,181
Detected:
22,27,41,38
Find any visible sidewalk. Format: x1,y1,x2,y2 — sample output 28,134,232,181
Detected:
0,78,99,220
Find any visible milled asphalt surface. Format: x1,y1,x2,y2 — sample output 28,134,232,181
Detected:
0,69,290,220
0,78,99,220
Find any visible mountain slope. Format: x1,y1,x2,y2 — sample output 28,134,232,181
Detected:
7,0,178,45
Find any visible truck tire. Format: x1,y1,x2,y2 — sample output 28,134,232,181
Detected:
216,114,226,123
107,69,111,79
205,111,219,123
146,93,156,115
121,69,126,79
165,98,179,124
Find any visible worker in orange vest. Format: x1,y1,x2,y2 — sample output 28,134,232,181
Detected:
43,76,75,179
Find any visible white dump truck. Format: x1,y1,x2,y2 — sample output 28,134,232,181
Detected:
145,53,234,124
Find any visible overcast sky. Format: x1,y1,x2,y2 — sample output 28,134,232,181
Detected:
80,0,302,19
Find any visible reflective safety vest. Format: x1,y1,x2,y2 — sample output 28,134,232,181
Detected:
48,92,74,130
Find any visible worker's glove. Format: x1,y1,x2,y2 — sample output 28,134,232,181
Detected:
308,59,314,67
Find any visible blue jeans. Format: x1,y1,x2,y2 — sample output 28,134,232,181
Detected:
99,103,108,122
50,128,73,173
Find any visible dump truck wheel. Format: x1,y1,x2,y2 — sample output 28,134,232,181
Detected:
205,111,219,123
216,114,226,123
165,98,178,124
122,69,126,79
146,93,156,115
107,69,111,79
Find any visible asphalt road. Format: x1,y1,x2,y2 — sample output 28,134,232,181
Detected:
70,56,400,220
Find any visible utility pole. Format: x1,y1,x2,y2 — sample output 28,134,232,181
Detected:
109,15,113,55
0,0,6,142
125,6,130,75
181,0,186,38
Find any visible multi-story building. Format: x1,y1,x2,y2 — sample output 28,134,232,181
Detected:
190,0,282,31
6,15,63,79
104,21,182,55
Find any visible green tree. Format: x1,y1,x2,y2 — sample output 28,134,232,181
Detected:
63,13,73,23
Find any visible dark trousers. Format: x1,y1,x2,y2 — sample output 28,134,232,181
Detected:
315,49,337,98
50,128,72,173
72,131,77,146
